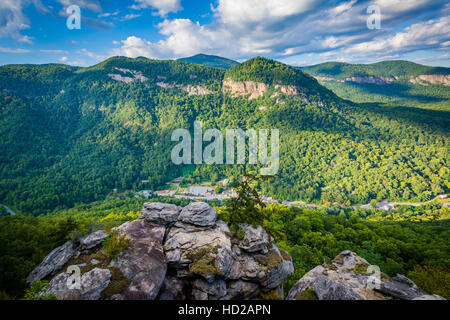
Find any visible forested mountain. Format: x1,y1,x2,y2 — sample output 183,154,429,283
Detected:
178,54,239,69
302,60,449,78
0,57,448,216
301,61,450,110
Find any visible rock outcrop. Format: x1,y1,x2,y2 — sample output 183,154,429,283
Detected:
222,78,301,100
28,202,293,300
286,250,445,300
108,68,149,83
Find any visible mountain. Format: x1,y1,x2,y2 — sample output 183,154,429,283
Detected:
300,60,450,110
0,56,448,216
178,54,239,69
301,60,449,79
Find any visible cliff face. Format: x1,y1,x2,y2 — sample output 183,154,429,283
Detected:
27,202,293,300
222,78,301,100
287,250,445,300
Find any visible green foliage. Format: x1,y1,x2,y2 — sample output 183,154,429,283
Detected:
224,174,268,229
178,54,239,69
407,265,450,299
22,280,57,300
301,60,450,110
102,229,130,259
263,204,450,294
0,215,78,298
295,288,318,300
0,57,448,215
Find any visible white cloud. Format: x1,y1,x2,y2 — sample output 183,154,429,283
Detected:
110,0,450,65
343,16,450,57
59,56,68,62
40,49,69,54
0,47,30,53
0,0,32,43
215,0,321,27
120,14,142,22
131,0,182,16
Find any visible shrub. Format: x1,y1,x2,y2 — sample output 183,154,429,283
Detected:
102,230,130,259
22,281,57,300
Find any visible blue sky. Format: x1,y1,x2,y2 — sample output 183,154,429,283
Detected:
0,0,449,67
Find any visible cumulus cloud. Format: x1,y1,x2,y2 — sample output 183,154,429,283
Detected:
0,0,33,43
131,0,182,16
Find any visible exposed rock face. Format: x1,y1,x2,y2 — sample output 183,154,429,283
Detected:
108,68,149,83
80,230,108,250
223,78,269,100
113,218,167,300
287,251,445,300
29,202,293,300
27,241,75,284
378,274,426,300
178,202,218,227
141,202,181,225
41,268,111,300
156,82,213,95
409,74,450,86
238,224,270,254
223,78,301,100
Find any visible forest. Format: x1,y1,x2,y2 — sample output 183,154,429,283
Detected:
0,57,448,215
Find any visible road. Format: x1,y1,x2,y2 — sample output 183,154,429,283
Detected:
1,205,16,216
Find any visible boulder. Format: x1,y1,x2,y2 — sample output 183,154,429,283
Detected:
41,268,111,300
178,202,217,227
114,218,167,300
27,241,75,284
80,230,108,250
141,202,181,225
238,224,270,253
313,275,363,300
287,251,444,301
378,274,426,300
164,220,233,279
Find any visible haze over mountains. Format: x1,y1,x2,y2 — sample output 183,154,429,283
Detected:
0,56,448,216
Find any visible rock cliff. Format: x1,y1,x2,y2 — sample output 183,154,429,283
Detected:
27,202,293,300
286,250,445,300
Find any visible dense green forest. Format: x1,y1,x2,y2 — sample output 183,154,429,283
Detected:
301,60,449,79
0,57,448,215
178,54,239,69
0,194,448,299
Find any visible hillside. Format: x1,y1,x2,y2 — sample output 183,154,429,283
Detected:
301,61,450,110
0,57,448,216
178,54,239,69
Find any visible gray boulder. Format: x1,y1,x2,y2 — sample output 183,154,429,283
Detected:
287,251,444,301
141,202,181,225
80,230,108,250
238,224,271,253
114,218,167,300
42,268,111,300
27,241,75,284
378,274,426,300
313,275,363,300
192,278,227,300
178,202,217,227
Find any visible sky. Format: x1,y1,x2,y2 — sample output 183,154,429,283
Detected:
0,0,449,67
